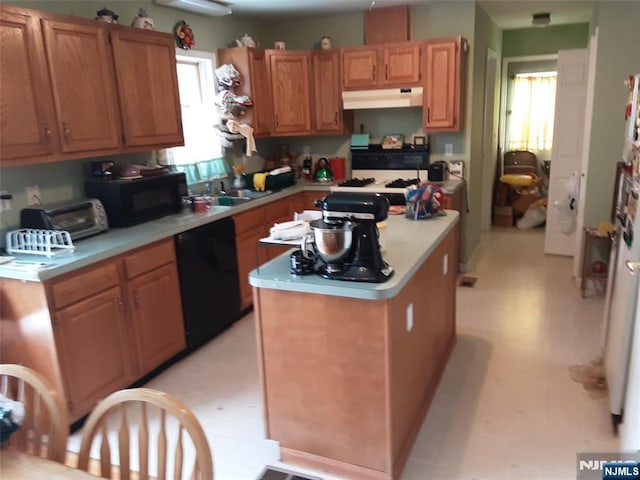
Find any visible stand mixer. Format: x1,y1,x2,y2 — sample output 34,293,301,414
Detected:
308,192,393,283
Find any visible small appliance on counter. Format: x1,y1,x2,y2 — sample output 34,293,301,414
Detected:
305,192,393,283
428,161,448,182
20,198,109,241
313,158,334,183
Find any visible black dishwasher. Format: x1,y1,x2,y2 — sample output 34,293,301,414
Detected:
174,217,241,351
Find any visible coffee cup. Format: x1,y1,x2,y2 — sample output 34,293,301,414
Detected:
191,197,210,213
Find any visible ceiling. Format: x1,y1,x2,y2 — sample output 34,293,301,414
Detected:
218,0,594,28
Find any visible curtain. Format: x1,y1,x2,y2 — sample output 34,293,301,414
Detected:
506,72,557,159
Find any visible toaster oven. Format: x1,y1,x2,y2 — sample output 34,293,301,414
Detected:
20,198,109,240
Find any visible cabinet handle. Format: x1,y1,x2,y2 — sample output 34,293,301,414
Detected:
427,108,431,123
118,298,125,317
385,64,388,80
43,121,51,144
275,114,279,127
372,65,376,80
334,111,338,125
62,122,71,143
133,290,140,307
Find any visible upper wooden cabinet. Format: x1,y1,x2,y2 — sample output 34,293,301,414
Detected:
0,4,184,166
42,18,121,154
217,47,272,137
364,5,409,45
0,9,58,159
312,50,344,134
267,50,313,136
110,28,183,147
423,37,467,132
342,42,422,90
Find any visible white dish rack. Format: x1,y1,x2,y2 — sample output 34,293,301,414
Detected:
6,229,75,257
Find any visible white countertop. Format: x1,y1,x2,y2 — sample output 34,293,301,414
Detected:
249,211,459,300
0,183,330,282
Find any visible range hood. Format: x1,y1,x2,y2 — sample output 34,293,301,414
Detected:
342,87,423,110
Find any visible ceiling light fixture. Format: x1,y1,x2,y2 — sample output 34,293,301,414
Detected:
154,0,232,17
532,12,551,27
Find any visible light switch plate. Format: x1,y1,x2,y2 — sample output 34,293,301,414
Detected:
445,144,453,156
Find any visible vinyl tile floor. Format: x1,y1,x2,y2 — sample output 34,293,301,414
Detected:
68,227,619,479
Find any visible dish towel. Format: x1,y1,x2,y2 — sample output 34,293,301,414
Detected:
226,119,256,156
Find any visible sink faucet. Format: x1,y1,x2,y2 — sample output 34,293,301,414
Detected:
219,181,226,195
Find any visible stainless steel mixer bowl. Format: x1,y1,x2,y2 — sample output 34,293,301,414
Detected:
309,219,353,264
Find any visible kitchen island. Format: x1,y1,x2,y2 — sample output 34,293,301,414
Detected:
249,212,459,480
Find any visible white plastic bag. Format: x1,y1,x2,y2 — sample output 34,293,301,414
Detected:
517,206,547,229
553,173,578,234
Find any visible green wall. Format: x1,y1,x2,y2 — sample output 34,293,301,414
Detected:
584,1,640,226
503,23,589,57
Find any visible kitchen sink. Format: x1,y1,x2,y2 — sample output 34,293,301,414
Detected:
223,189,275,199
213,196,254,206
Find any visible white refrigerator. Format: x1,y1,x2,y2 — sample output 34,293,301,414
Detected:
603,73,640,445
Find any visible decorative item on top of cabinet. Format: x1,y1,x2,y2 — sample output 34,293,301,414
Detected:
131,8,154,30
0,4,184,165
342,41,422,90
423,36,468,132
266,50,313,136
173,20,194,49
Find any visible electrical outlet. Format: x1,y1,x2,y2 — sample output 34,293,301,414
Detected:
26,185,41,205
445,144,453,156
0,190,12,212
406,303,414,332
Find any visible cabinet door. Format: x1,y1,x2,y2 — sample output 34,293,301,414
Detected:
236,227,265,310
381,43,421,87
53,286,133,419
342,48,378,90
41,19,121,153
424,38,464,131
110,29,184,147
313,50,343,133
128,263,186,375
268,51,312,135
248,48,273,136
0,9,58,161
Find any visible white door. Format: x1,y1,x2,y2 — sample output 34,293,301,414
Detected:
573,28,599,279
544,49,589,256
481,49,499,232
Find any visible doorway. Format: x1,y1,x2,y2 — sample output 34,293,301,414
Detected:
496,55,558,231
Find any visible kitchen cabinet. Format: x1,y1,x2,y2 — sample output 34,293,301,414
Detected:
364,5,409,45
48,262,134,420
312,50,352,134
42,18,121,154
123,240,185,375
290,191,324,213
423,37,467,132
342,42,422,90
217,47,272,137
110,28,183,147
0,9,59,160
0,4,183,165
0,238,185,423
267,50,313,135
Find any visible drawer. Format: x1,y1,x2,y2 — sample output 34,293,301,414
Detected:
234,206,265,233
50,262,119,310
264,198,291,225
124,238,176,279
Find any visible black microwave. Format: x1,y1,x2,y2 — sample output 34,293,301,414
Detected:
84,172,187,227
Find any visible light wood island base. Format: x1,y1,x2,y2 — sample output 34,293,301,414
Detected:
253,224,458,480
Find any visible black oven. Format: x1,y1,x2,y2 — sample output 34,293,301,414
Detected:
84,172,187,227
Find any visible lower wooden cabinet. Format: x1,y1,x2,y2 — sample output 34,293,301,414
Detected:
127,263,185,375
53,286,134,419
0,237,187,423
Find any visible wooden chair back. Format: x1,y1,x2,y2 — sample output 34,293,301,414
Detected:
0,364,69,463
77,388,214,480
503,150,538,175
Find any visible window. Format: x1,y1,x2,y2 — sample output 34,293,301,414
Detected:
161,50,227,181
506,71,557,158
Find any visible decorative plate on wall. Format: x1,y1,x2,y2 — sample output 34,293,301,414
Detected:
174,20,195,49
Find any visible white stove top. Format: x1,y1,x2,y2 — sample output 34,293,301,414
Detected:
331,169,429,194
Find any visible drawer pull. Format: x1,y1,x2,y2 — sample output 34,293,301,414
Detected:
62,122,72,142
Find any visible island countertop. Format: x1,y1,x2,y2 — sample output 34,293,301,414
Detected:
249,210,459,300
